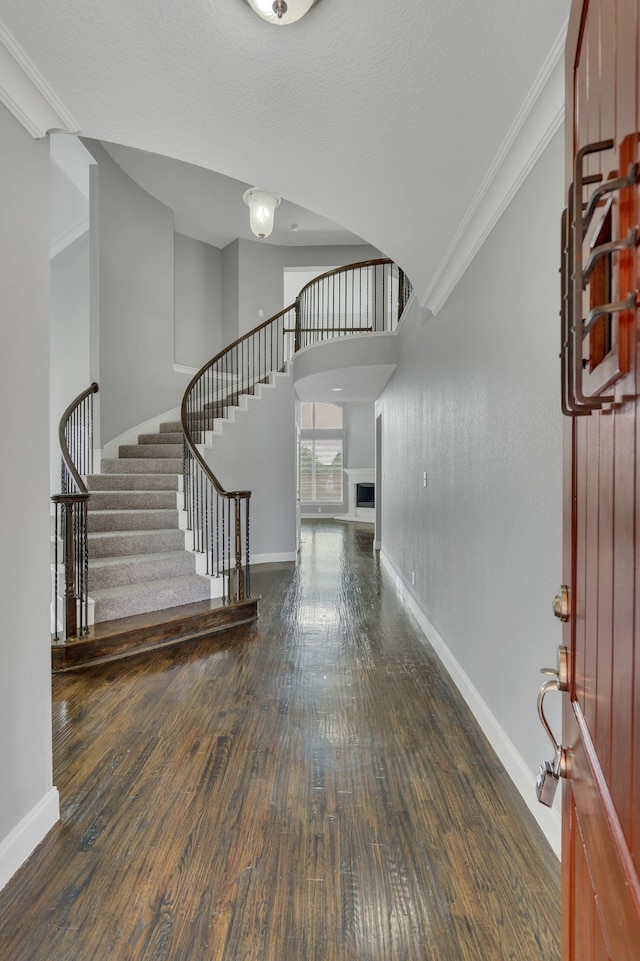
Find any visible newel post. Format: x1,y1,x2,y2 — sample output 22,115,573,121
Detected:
51,492,89,641
231,493,250,602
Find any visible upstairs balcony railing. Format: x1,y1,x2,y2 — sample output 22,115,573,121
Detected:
296,259,411,350
51,382,98,641
181,259,412,601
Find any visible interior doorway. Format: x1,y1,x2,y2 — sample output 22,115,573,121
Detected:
283,265,337,308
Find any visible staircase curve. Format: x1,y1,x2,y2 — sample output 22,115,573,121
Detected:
182,257,412,601
51,259,411,670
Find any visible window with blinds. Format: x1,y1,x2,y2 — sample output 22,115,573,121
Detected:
299,439,343,503
299,402,344,504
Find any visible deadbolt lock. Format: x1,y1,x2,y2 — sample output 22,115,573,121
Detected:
536,755,562,807
553,585,570,622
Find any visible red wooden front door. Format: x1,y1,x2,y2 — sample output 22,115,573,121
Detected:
561,2,640,958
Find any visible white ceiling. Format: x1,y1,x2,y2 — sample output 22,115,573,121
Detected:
294,364,397,403
100,141,366,249
0,0,570,302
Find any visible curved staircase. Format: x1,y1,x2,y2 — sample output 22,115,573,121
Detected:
86,420,213,623
52,258,411,670
52,415,257,672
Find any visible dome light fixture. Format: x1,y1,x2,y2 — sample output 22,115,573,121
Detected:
243,0,320,26
243,188,281,239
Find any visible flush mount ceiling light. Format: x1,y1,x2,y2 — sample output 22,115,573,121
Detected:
243,0,320,26
243,188,281,239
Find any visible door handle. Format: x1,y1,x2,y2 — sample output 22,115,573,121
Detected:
535,646,569,806
537,678,564,757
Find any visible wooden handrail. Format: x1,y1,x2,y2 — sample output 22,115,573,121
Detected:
296,257,393,302
59,381,98,494
181,258,412,603
52,383,98,641
181,307,291,497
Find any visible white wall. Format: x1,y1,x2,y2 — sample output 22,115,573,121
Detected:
0,105,59,889
203,376,297,562
221,240,240,350
174,233,223,370
236,240,383,336
344,402,375,468
377,129,564,848
50,232,91,494
85,141,189,446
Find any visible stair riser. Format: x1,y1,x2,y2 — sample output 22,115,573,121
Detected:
88,492,179,510
118,445,182,459
88,529,186,558
88,510,179,533
89,553,196,590
93,578,213,623
52,598,259,672
87,474,180,491
138,433,183,445
102,459,183,475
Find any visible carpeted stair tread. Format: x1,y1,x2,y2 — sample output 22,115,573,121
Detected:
92,574,212,622
102,458,183,474
88,551,197,590
88,528,186,557
138,432,183,445
88,490,178,510
81,419,218,627
87,508,180,532
87,473,180,491
118,444,182,459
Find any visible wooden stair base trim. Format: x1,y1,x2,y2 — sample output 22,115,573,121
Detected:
52,596,259,672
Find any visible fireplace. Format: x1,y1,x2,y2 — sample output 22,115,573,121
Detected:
356,482,375,508
343,468,375,523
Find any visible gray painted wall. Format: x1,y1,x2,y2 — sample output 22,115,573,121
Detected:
203,376,297,560
0,105,56,858
50,232,91,494
221,240,240,350
344,402,375,468
174,233,223,369
236,240,383,337
377,129,564,792
85,142,183,445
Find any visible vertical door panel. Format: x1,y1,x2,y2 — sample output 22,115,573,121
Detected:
564,1,640,958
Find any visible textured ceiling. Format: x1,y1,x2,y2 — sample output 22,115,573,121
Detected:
0,0,570,300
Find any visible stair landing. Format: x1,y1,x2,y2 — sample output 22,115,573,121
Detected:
52,595,258,672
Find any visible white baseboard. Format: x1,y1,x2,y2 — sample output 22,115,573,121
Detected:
380,550,561,858
251,551,297,565
0,787,60,891
101,407,182,460
335,514,374,525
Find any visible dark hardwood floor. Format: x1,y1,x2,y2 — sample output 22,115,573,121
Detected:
0,520,559,960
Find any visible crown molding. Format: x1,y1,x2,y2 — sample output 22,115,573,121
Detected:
0,19,79,138
421,22,567,316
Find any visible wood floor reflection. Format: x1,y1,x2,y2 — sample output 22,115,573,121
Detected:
0,521,559,960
